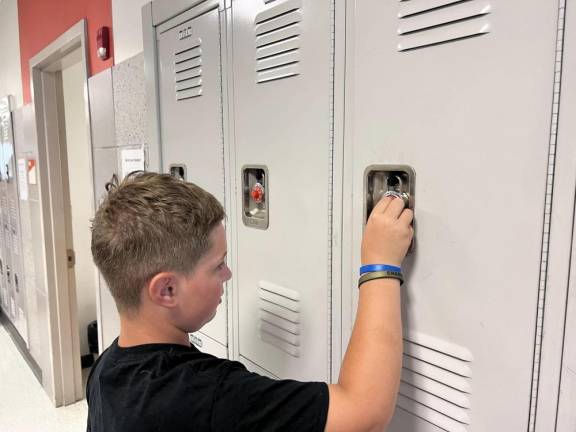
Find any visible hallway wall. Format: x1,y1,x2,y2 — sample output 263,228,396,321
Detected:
0,0,154,408
17,0,114,104
111,0,150,64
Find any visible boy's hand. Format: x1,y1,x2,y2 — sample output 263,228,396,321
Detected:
361,196,414,266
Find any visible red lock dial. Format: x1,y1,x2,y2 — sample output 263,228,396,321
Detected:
251,182,265,203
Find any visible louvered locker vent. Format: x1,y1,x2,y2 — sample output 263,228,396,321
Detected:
399,332,473,432
258,280,301,357
174,37,203,100
398,0,491,52
254,0,302,84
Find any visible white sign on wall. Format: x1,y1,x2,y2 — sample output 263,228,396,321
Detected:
120,148,145,179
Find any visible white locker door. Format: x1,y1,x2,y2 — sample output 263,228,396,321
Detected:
347,1,559,431
157,7,228,354
232,0,333,380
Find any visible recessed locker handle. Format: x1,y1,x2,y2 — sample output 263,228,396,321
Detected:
365,165,415,220
169,164,187,181
365,165,415,253
242,165,269,230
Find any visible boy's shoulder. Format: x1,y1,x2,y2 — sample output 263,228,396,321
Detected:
86,339,244,431
86,339,329,432
89,338,240,385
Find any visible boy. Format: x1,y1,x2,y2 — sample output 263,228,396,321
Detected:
87,171,413,431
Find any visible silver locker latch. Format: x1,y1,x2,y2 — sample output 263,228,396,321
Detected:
169,164,187,181
242,165,269,230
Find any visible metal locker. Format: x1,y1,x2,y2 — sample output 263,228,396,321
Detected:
0,96,15,321
153,1,229,357
232,0,334,380
344,1,560,430
11,108,30,346
0,95,28,341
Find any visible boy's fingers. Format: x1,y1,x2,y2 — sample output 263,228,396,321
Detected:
383,196,406,219
399,208,414,225
371,196,394,214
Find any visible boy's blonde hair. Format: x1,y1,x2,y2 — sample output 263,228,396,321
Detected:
91,171,225,313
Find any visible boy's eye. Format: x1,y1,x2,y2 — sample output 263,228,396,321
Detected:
216,262,226,270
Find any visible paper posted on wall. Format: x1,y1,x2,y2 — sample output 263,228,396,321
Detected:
121,148,145,179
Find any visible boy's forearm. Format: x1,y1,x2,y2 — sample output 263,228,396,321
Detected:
337,278,403,427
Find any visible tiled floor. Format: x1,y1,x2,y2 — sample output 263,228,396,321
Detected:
0,324,88,432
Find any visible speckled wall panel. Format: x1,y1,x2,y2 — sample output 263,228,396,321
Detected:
112,53,147,149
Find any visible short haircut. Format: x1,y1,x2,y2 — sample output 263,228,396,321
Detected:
91,171,225,313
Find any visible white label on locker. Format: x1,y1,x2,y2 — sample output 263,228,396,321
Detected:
178,27,192,40
17,159,28,201
121,148,145,179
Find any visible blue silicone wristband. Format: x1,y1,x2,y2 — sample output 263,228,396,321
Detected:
360,264,402,275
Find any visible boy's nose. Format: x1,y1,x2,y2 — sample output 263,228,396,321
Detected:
224,265,232,281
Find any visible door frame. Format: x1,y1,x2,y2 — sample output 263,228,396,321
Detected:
29,19,99,406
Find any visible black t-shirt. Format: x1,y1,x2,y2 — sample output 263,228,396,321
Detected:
86,339,329,431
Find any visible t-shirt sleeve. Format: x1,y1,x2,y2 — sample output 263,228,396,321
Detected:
211,362,329,432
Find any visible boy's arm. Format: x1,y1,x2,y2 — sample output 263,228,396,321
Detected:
326,196,413,432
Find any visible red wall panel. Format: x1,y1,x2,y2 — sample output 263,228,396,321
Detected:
18,0,114,104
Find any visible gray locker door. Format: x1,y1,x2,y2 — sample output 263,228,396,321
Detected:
346,1,558,431
232,0,333,381
157,8,228,351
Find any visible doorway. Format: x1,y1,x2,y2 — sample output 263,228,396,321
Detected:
30,20,99,406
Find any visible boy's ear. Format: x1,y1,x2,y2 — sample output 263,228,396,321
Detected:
147,272,180,308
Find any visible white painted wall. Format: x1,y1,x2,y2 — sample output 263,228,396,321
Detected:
0,0,23,108
61,61,97,356
112,0,151,63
